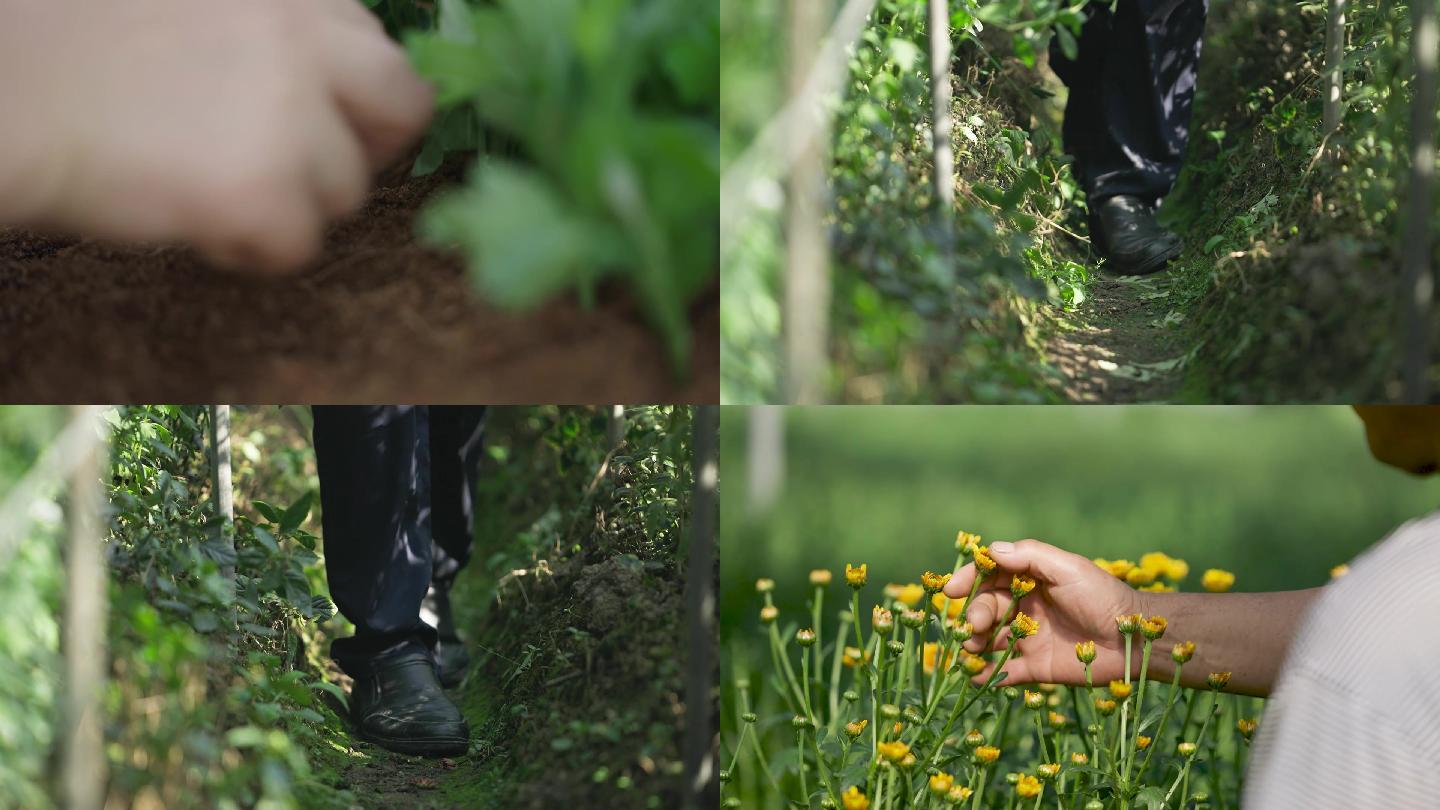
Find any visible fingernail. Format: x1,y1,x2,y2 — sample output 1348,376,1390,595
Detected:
991,541,1015,554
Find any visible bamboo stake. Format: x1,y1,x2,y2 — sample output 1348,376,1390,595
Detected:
59,406,106,810
1322,0,1347,140
1403,0,1438,400
930,0,955,244
209,405,234,583
606,405,626,449
684,406,720,809
784,0,833,404
745,406,785,517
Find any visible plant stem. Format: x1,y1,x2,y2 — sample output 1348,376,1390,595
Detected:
1124,639,1153,782
796,728,808,804
1163,691,1221,808
1137,667,1183,782
812,586,825,721
970,764,990,810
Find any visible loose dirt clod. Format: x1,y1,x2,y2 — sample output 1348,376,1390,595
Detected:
0,162,716,402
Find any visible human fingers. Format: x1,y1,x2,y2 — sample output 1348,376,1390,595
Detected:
973,651,1034,688
305,99,371,219
984,539,1093,586
961,591,1015,653
315,16,434,170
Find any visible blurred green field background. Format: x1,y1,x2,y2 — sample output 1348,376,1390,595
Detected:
721,406,1440,650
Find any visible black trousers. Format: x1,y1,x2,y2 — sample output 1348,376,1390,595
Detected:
1050,0,1208,206
312,406,487,677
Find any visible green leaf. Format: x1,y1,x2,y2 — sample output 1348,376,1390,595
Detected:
252,526,278,553
252,501,282,525
1134,785,1167,809
311,680,349,712
279,492,314,535
225,726,266,748
1204,235,1226,253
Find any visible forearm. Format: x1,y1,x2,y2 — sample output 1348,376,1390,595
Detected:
1131,588,1322,697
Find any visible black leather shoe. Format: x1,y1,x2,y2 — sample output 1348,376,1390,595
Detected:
422,584,470,688
350,652,470,756
1090,195,1183,275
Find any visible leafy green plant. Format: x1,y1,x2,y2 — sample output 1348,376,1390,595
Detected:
368,0,718,374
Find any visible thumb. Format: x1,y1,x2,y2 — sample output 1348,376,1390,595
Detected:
986,539,1084,585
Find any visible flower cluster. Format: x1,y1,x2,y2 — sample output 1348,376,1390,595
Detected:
727,536,1263,810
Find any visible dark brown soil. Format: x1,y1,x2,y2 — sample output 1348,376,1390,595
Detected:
0,162,717,403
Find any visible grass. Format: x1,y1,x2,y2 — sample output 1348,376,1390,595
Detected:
719,405,1440,630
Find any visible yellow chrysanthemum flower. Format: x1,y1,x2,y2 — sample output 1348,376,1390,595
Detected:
1108,680,1133,700
1172,641,1196,664
973,745,1001,764
877,740,910,763
1010,611,1039,639
1141,615,1167,641
846,563,868,588
1115,613,1141,635
929,773,954,795
1237,718,1258,741
1015,774,1043,799
1011,574,1037,599
893,583,925,608
1136,735,1152,750
845,719,868,738
956,530,982,552
948,785,974,802
1094,558,1134,579
1201,568,1235,592
931,592,966,619
961,653,987,676
921,571,951,592
1330,564,1350,579
1139,581,1175,592
1140,551,1188,581
1125,567,1157,587
1094,698,1117,716
1075,640,1097,664
842,786,870,810
973,546,998,576
923,643,954,675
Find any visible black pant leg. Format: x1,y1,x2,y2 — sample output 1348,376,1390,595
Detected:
1051,0,1207,205
312,405,438,677
427,406,487,595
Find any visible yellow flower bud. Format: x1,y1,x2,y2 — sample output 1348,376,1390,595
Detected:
842,786,869,810
845,719,868,738
1177,741,1197,757
1011,574,1037,599
1140,615,1167,641
1094,698,1117,716
1136,735,1151,750
899,609,925,630
973,745,1001,764
1125,567,1157,587
1071,752,1089,766
921,571,951,593
1015,774,1043,799
842,646,869,668
956,531,982,552
964,729,985,748
760,605,778,624
872,606,894,636
1237,718,1257,741
893,583,925,608
947,785,973,803
1201,569,1235,593
1108,680,1133,700
1115,614,1141,635
756,578,775,593
796,628,816,647
845,563,868,588
1330,564,1350,579
1206,671,1232,690
1075,640,1097,664
1010,611,1039,639
1171,641,1196,665
960,653,987,676
929,773,954,795
973,546,998,576
1048,711,1067,730
1037,762,1061,780
877,740,910,763
1023,690,1045,710
810,569,833,586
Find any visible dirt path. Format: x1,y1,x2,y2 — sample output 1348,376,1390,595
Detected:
0,161,716,403
1044,272,1192,402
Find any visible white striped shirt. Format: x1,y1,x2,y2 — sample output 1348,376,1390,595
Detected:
1244,511,1440,808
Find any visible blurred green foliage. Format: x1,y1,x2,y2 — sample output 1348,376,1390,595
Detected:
720,406,1440,633
366,0,718,375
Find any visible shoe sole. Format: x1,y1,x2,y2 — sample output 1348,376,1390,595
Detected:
1104,239,1183,276
359,728,471,757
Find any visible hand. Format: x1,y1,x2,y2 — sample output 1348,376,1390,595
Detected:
942,539,1147,687
0,0,433,271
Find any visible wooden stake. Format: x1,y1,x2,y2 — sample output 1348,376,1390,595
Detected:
930,0,955,244
1403,0,1438,400
684,406,719,809
209,405,234,583
60,406,106,810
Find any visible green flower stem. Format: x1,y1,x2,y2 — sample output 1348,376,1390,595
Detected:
768,623,807,714
1007,790,1018,810
970,764,991,810
812,586,825,720
800,648,816,723
1163,691,1221,808
1069,681,1096,764
808,725,842,809
828,610,847,734
919,600,932,703
909,678,973,805
795,728,808,804
1033,710,1051,764
1137,666,1184,782
1123,639,1153,782
724,722,749,780
1117,633,1133,791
